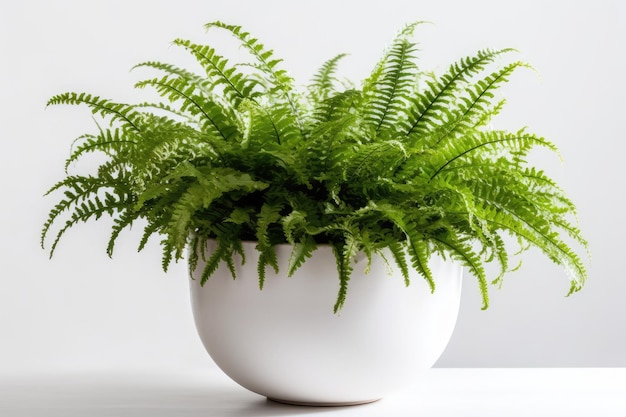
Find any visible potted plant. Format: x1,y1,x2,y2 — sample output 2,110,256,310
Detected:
42,21,588,405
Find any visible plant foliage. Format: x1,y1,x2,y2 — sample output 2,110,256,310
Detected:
43,22,588,312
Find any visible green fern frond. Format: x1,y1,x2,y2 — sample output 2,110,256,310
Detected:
172,38,259,107
304,92,363,180
206,21,295,96
160,237,175,272
477,192,587,286
256,202,284,249
332,234,359,313
363,21,423,91
187,233,202,275
432,231,489,309
429,129,557,180
254,202,284,286
308,53,349,103
142,165,268,260
307,89,362,131
255,252,267,287
138,219,162,253
106,209,139,257
133,61,210,91
204,22,306,139
135,75,239,140
488,233,509,287
242,100,302,147
387,240,411,286
345,140,407,182
129,117,218,186
363,39,418,137
48,189,134,258
65,129,136,172
360,22,424,133
132,61,218,112
519,167,577,212
287,235,317,276
41,172,133,251
134,101,193,121
281,210,307,243
226,207,252,226
363,203,435,290
47,92,141,132
404,48,516,138
199,238,235,284
432,61,532,146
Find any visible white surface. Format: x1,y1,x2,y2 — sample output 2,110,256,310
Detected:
1,0,625,371
0,368,624,417
190,242,461,404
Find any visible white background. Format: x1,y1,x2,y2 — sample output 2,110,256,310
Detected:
0,0,624,372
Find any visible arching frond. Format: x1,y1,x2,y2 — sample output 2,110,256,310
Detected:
287,235,317,276
332,233,360,313
428,129,557,180
206,21,295,96
363,21,424,90
430,61,532,147
432,230,489,309
308,53,349,104
135,75,239,141
349,140,407,175
404,48,516,139
172,38,260,107
47,93,141,132
65,129,136,172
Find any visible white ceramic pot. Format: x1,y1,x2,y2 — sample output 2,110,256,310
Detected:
189,240,462,406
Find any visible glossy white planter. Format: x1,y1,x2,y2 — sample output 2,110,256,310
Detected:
189,241,462,406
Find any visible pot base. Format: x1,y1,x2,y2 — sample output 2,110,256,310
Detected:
191,241,463,403
267,397,381,407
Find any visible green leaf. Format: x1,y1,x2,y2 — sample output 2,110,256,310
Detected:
287,235,317,276
332,235,359,313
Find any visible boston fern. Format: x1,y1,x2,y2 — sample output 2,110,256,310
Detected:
42,21,588,312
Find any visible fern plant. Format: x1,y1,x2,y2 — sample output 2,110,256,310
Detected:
42,21,588,312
